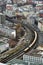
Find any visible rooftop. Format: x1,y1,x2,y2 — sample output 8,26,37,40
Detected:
25,48,43,58
7,58,28,65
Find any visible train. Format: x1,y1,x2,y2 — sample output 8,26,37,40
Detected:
24,31,37,52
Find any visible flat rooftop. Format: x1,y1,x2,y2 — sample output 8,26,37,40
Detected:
7,58,28,65
25,48,43,58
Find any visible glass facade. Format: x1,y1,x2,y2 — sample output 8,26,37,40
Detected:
23,55,43,64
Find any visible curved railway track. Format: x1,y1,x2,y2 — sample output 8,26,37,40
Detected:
14,25,38,59
0,19,38,63
24,31,37,52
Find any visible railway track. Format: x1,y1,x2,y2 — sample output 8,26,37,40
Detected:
14,24,38,59
0,19,38,63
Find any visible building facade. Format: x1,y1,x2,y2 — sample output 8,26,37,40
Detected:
23,54,43,65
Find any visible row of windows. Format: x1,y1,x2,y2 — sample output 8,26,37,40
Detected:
23,55,43,63
32,0,43,1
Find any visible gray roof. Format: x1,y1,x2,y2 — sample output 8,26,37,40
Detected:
7,58,28,65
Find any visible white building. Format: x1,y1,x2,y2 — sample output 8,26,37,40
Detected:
4,4,16,17
0,25,16,39
6,0,12,4
38,18,43,31
0,43,9,53
27,14,35,25
23,46,43,65
0,63,7,65
32,0,43,4
36,4,43,11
